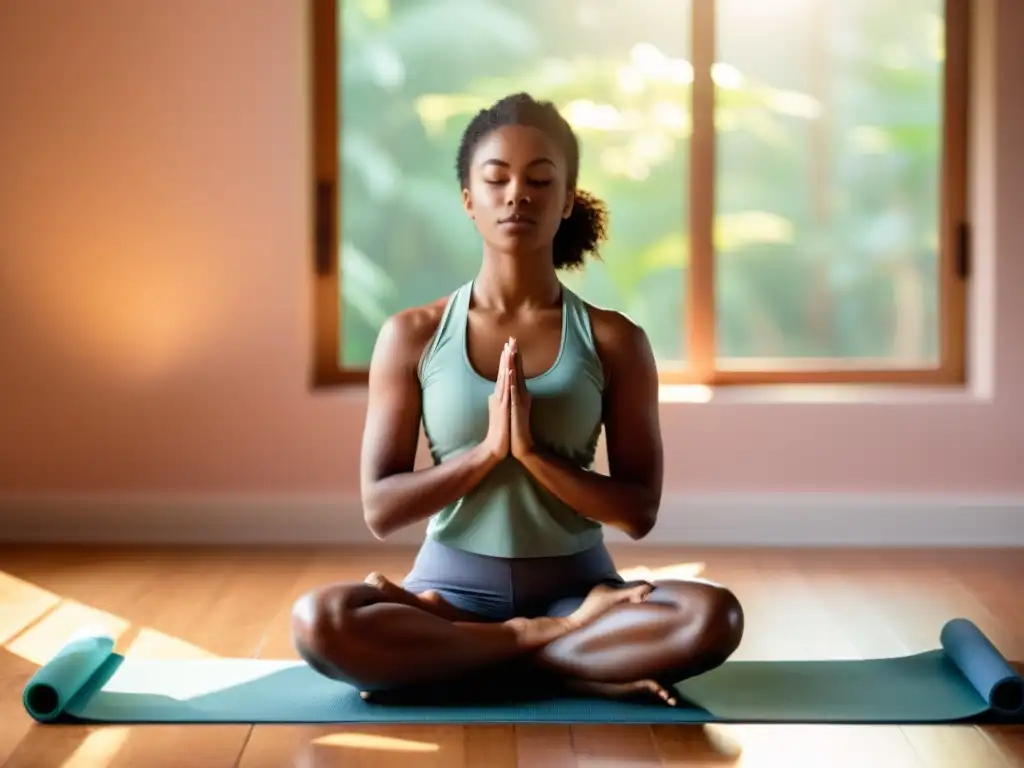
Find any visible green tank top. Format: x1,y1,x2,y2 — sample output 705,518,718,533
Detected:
417,279,606,558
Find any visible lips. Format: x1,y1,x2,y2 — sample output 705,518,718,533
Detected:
499,213,536,225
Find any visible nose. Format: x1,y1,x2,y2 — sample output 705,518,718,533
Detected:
506,178,530,207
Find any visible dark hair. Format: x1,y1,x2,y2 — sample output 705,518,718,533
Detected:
455,93,608,270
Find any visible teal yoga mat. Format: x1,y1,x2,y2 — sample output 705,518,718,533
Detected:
22,618,1024,725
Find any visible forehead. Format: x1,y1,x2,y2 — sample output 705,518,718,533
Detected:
472,124,565,169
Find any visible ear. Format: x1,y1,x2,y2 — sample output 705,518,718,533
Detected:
462,188,475,220
562,187,575,219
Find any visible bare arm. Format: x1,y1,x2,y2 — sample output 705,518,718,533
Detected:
516,312,663,540
359,305,504,539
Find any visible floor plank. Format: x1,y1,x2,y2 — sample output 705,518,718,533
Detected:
570,724,661,766
513,725,577,767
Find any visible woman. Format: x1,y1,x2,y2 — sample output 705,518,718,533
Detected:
292,93,744,705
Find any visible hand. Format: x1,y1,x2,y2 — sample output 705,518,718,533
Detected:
483,340,512,462
508,338,534,458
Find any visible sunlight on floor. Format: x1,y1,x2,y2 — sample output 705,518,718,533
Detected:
0,570,62,644
125,627,219,659
709,724,917,768
696,723,745,759
100,657,299,700
0,570,222,669
312,732,440,753
6,599,131,666
58,727,130,768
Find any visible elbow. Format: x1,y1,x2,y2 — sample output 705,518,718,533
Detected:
625,500,659,541
364,513,390,541
363,509,392,541
360,489,392,541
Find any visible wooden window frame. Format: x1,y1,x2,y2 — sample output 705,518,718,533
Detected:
310,0,970,388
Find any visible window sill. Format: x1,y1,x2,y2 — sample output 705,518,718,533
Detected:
658,383,989,405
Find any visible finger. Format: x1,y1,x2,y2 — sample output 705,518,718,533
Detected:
495,343,508,394
512,339,525,385
502,359,512,406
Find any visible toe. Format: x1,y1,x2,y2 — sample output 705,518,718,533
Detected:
626,583,654,602
655,682,677,706
636,679,676,706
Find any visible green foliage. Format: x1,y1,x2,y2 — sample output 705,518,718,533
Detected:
337,0,945,368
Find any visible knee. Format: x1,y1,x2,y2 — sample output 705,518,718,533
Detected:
694,584,744,659
290,586,354,675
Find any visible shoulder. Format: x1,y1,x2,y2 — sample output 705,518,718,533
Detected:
372,296,450,373
584,304,656,375
585,301,655,409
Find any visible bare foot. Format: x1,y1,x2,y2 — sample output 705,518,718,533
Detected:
364,572,475,622
507,615,577,649
565,677,678,707
568,582,654,629
506,583,653,651
363,572,423,608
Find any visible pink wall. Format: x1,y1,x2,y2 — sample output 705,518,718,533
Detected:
1,0,1021,500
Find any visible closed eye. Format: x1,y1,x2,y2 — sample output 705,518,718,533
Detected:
483,178,553,188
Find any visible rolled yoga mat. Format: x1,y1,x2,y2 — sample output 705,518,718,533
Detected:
22,618,1024,725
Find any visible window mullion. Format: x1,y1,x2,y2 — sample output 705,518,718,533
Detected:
688,0,717,384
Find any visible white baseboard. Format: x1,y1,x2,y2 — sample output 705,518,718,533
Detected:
1,493,1022,547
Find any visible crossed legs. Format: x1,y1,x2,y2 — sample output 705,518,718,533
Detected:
291,571,744,705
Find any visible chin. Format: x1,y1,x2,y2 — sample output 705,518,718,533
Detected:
493,227,552,252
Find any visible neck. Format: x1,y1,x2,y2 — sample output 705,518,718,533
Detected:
473,246,561,311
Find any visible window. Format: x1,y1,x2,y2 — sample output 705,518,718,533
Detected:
311,0,968,387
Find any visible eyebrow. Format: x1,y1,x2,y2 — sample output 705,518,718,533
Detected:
481,158,556,169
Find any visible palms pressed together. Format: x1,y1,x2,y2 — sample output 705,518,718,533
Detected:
488,336,535,461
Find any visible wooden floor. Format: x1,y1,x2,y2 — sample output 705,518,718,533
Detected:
0,544,1022,767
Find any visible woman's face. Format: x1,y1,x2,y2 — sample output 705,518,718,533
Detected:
462,124,574,253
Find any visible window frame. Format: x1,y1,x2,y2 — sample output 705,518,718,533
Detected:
309,0,970,388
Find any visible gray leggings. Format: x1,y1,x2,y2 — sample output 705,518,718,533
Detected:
401,536,629,621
